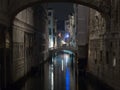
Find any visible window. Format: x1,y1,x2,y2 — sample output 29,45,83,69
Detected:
48,12,51,16
49,28,51,35
100,50,102,61
53,28,55,33
110,42,112,47
106,51,109,64
95,59,97,64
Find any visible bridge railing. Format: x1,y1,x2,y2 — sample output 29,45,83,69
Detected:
49,46,77,51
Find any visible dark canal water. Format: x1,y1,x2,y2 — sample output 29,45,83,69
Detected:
7,52,110,90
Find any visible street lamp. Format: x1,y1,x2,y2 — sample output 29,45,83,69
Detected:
63,32,70,46
64,33,70,39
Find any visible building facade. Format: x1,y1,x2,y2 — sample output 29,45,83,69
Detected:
88,8,106,76
53,19,57,48
74,4,89,59
11,5,48,83
65,14,76,47
88,2,120,89
48,9,57,48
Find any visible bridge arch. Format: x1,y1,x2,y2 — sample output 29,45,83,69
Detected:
50,49,77,55
10,0,111,23
49,46,78,59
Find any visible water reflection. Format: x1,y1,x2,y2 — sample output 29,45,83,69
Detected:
49,52,75,90
8,52,104,90
66,68,70,90
49,64,54,90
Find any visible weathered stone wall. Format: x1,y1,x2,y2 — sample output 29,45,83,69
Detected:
0,0,9,26
105,0,120,89
0,25,6,89
88,0,120,89
74,5,89,59
12,5,48,82
88,8,106,76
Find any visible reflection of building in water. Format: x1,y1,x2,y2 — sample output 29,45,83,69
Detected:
48,9,57,48
66,68,70,90
49,64,54,90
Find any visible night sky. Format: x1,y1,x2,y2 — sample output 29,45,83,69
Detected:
48,3,74,31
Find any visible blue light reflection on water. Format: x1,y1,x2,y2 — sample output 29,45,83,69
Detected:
66,68,70,90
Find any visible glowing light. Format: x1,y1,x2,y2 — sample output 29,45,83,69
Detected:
113,57,116,67
49,37,54,48
61,40,66,44
64,54,69,59
51,72,54,85
63,54,70,64
58,33,62,37
66,34,69,38
50,64,54,90
65,33,70,38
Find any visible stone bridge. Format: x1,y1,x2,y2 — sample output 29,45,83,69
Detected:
0,0,111,26
49,46,78,54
